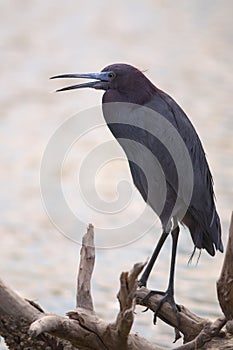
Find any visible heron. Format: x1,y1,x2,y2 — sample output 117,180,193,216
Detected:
50,63,223,322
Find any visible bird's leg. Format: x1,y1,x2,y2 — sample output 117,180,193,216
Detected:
138,230,169,287
153,225,180,325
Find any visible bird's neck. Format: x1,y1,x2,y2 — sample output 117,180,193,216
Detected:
103,79,157,105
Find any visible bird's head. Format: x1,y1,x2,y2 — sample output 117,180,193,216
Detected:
51,63,156,104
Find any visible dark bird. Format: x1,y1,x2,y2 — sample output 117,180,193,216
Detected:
50,63,223,322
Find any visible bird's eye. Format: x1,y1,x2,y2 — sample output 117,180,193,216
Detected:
108,72,116,79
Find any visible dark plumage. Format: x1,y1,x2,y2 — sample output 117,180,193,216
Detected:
51,63,223,321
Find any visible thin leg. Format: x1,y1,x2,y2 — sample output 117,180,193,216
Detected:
167,225,179,296
138,230,169,287
153,225,180,324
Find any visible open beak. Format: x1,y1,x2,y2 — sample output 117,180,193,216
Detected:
50,71,111,92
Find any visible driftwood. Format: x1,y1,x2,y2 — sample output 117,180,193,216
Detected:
217,212,233,337
217,212,233,319
0,215,233,349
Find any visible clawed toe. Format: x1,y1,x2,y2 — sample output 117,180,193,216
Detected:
141,289,180,328
153,292,179,325
141,289,165,303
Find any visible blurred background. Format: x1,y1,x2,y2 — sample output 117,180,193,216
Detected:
0,0,232,348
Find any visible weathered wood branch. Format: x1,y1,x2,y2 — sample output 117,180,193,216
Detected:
136,288,206,343
76,223,95,311
217,212,233,320
115,261,146,338
1,214,233,349
172,316,227,350
30,225,162,350
0,278,75,349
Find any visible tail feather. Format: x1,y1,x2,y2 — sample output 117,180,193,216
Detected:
190,225,215,256
183,208,223,256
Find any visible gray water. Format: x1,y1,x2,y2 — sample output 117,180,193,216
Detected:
0,1,232,348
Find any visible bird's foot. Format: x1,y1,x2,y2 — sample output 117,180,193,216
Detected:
153,290,180,325
140,289,165,313
142,289,180,327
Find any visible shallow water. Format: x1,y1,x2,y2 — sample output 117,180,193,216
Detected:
0,1,232,348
